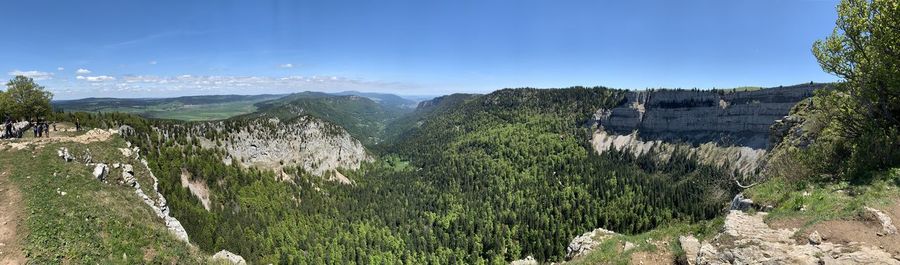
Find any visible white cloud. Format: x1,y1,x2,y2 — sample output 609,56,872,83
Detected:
76,75,116,82
75,74,420,97
149,61,158,65
278,63,294,68
8,70,53,80
75,68,91,74
57,67,65,71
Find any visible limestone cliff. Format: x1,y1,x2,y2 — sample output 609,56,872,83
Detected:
596,84,825,149
190,115,372,178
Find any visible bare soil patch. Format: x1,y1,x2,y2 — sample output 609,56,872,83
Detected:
0,170,26,265
768,200,900,257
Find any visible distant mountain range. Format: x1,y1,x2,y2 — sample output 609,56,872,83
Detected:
52,91,435,121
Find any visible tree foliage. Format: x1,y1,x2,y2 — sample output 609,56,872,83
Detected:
810,0,900,177
3,75,53,120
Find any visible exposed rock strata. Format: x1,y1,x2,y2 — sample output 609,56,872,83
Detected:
591,130,765,176
596,84,823,149
192,116,371,177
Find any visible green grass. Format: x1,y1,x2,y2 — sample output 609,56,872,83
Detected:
568,218,724,265
746,168,900,226
89,100,264,121
0,136,209,263
140,100,263,121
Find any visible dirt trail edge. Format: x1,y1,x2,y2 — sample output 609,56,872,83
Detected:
0,168,26,265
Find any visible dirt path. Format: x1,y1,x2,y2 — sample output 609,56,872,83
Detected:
0,168,25,265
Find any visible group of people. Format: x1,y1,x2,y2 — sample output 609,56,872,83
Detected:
1,116,61,139
32,119,53,138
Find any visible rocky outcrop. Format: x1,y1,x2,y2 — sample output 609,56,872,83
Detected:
193,116,371,177
566,227,618,260
0,121,29,138
56,144,190,243
212,250,247,265
864,207,898,236
729,193,754,211
591,130,765,176
596,84,824,149
679,235,701,265
92,164,109,181
685,210,900,264
509,256,538,265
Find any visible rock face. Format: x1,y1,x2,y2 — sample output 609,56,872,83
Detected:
194,116,371,177
591,130,765,176
688,210,900,265
566,227,618,260
212,250,247,265
596,84,823,149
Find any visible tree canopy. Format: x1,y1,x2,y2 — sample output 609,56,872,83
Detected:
811,0,900,176
2,75,53,120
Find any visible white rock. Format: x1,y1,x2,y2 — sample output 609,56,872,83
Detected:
509,255,537,265
566,227,617,260
808,231,822,245
679,235,700,265
212,250,247,265
92,164,108,180
623,241,636,252
864,207,897,235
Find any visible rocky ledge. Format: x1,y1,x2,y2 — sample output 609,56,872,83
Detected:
595,83,824,149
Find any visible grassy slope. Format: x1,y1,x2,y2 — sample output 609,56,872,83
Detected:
0,135,208,263
746,169,900,226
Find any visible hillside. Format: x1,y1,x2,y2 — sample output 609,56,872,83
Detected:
42,86,756,263
7,79,897,264
235,92,411,146
0,126,221,264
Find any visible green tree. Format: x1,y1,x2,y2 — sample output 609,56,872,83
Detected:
4,75,53,120
812,0,900,174
0,90,10,118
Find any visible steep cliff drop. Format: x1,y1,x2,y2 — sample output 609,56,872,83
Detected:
595,83,824,149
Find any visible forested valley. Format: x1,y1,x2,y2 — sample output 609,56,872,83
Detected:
55,86,740,264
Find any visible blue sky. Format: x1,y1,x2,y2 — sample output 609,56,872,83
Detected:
1,0,841,99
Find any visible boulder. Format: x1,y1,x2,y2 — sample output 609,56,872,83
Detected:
863,207,897,235
57,147,75,162
92,164,108,180
679,235,700,265
212,250,247,265
122,164,135,186
808,231,822,245
729,193,754,211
